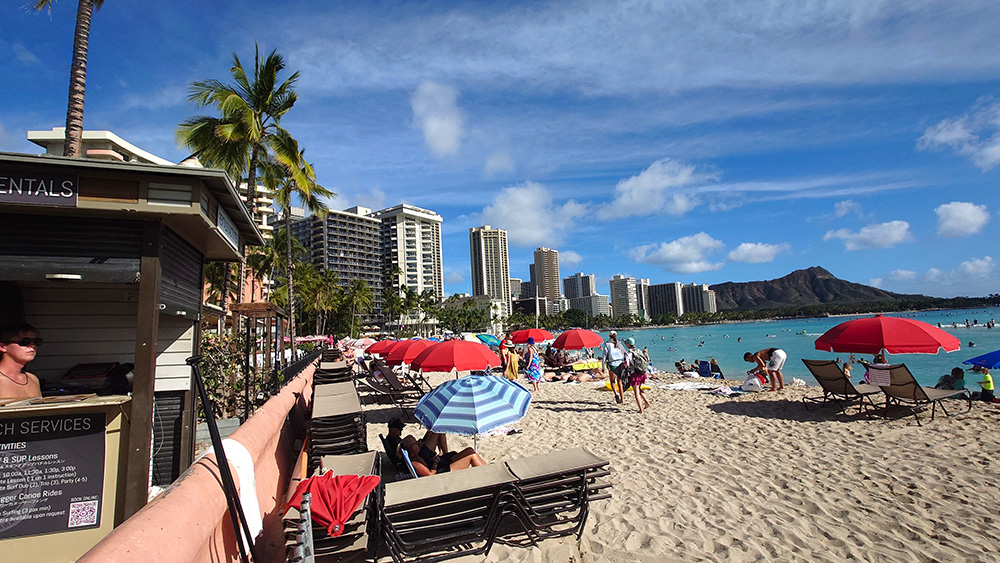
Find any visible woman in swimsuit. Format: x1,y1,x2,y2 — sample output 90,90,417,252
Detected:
399,434,486,476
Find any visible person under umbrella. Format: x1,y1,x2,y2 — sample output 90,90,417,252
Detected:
502,340,519,381
523,337,543,393
398,434,485,476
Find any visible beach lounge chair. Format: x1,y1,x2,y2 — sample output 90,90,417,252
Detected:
378,463,531,563
878,363,972,426
801,359,882,415
697,361,718,379
502,447,611,544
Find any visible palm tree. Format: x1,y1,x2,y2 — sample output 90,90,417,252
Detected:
346,280,374,338
34,0,104,157
260,148,333,359
178,46,306,326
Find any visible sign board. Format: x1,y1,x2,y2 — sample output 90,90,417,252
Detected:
0,171,78,207
216,206,240,251
0,412,106,539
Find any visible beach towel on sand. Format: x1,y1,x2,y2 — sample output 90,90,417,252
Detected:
285,472,380,536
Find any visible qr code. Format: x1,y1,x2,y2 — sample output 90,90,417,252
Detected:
68,500,99,528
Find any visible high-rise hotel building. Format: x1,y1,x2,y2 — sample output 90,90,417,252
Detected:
532,247,561,315
469,226,511,317
372,204,444,301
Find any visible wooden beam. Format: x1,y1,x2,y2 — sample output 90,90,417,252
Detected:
123,221,162,518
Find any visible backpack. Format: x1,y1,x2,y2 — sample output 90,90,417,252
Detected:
629,350,648,374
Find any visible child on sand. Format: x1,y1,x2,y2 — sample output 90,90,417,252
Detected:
624,338,651,413
977,368,994,402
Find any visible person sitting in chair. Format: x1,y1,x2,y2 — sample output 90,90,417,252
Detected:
399,434,486,476
384,417,406,459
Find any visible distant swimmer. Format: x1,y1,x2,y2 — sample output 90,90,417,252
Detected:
737,336,742,343
766,334,777,338
668,347,677,351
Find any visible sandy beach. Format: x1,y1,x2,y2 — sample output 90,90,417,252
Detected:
367,370,1000,562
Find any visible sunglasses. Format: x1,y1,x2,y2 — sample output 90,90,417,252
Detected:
5,337,43,347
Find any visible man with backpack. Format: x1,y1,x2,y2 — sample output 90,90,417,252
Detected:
623,338,651,413
601,331,627,404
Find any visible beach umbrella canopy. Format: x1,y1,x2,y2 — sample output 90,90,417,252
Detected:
384,339,436,366
351,337,376,348
814,314,961,355
552,329,603,350
410,340,502,373
476,334,501,347
511,328,555,344
964,348,1000,369
414,375,531,436
366,340,398,357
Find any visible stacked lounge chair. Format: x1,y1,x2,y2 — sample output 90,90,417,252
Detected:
284,451,379,562
322,348,343,363
309,382,367,473
801,359,882,415
378,447,611,563
502,447,611,543
315,360,355,385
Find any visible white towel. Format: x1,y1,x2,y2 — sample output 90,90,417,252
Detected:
195,438,263,550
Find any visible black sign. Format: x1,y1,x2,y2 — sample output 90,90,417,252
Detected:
0,171,78,207
0,412,105,539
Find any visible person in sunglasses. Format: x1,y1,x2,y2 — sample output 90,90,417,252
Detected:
0,323,43,400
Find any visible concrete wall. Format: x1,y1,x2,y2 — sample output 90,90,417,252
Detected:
77,360,317,563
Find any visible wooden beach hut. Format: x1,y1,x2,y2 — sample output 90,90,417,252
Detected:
0,151,263,531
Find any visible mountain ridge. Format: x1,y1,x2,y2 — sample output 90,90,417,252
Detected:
708,266,925,311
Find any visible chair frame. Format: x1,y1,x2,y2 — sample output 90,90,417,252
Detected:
878,363,972,426
801,359,882,415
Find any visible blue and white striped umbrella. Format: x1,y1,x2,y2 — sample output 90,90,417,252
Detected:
414,375,532,436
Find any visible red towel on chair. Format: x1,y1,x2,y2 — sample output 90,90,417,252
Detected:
285,472,381,536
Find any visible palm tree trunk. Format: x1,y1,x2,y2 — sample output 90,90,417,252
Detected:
64,0,96,157
285,211,296,360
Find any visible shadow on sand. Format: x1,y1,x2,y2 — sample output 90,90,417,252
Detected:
706,398,874,423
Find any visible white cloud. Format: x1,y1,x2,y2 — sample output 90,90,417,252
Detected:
12,43,40,66
727,242,790,263
599,158,715,220
918,98,1000,171
629,232,725,274
484,149,514,177
834,199,862,217
935,201,990,237
871,257,995,297
959,256,994,277
560,250,583,267
411,80,465,158
480,181,588,247
444,270,465,284
822,220,912,251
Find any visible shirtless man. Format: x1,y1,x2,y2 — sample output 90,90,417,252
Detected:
744,347,786,392
0,324,43,400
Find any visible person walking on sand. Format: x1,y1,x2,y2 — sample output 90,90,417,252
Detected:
744,347,786,392
523,337,543,393
624,338,651,413
601,331,627,404
502,340,519,381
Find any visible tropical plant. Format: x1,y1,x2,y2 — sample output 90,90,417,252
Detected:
260,149,333,359
204,261,236,310
177,46,307,325
34,0,104,157
345,279,374,338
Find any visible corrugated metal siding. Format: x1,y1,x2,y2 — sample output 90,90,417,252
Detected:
0,213,143,258
152,391,186,486
160,228,203,317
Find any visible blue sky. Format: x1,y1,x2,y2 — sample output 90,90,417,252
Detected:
2,1,998,298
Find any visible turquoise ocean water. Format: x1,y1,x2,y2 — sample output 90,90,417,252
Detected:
598,307,1000,388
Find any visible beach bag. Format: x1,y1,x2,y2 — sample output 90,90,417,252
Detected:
629,350,648,374
742,375,763,392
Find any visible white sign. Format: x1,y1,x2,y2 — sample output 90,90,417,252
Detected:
216,207,239,251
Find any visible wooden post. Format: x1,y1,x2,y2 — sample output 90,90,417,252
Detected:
124,221,162,518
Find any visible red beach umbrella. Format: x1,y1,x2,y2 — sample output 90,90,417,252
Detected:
384,339,436,366
552,329,604,350
366,340,398,357
814,314,961,355
409,340,502,373
511,328,555,344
